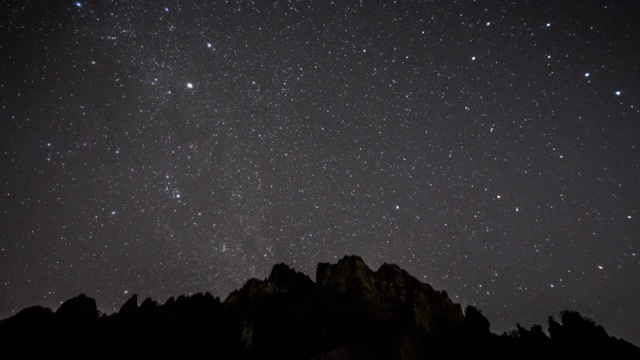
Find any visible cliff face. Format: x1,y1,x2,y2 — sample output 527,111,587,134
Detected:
224,255,465,359
317,256,464,336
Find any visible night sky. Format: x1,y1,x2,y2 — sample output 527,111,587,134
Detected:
1,0,639,345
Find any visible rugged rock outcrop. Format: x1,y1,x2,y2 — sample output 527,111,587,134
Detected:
318,256,464,335
225,262,316,316
222,256,467,358
117,293,138,317
55,293,99,323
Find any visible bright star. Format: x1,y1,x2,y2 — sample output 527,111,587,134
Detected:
584,72,590,78
187,83,193,89
75,2,82,8
615,91,621,96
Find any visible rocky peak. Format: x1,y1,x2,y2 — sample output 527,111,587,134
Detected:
139,297,158,313
316,255,376,292
224,263,313,312
55,293,99,323
118,294,138,316
268,262,313,292
317,256,464,335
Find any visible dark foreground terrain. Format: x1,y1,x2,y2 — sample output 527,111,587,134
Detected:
1,255,638,359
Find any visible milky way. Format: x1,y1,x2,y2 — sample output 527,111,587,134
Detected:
1,0,639,345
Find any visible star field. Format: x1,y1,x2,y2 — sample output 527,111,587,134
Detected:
1,0,639,345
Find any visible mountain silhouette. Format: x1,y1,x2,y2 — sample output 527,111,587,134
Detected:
0,255,638,359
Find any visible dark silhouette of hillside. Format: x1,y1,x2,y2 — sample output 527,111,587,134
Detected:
0,255,638,359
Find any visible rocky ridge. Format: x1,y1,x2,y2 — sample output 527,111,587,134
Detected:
0,255,638,359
